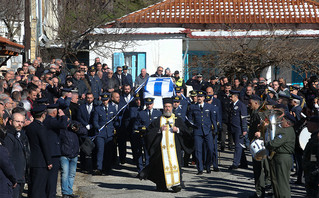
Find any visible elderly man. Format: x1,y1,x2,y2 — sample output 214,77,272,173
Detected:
102,70,119,93
139,98,193,192
135,68,149,89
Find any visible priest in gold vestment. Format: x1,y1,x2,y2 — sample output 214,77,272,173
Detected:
139,98,193,192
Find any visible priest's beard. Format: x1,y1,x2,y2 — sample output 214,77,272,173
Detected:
163,110,172,117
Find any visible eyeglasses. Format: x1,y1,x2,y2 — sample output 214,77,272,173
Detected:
158,70,163,72
118,70,122,72
13,120,25,124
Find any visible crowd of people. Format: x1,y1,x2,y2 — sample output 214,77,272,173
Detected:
0,57,318,198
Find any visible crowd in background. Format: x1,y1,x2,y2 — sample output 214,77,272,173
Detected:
0,56,318,198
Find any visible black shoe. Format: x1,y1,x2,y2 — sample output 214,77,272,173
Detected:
93,169,102,175
213,167,220,172
120,159,126,165
156,186,169,192
228,165,238,170
238,164,248,169
206,169,211,174
248,192,264,198
62,195,70,198
69,195,80,198
196,171,203,175
220,146,225,152
172,185,182,192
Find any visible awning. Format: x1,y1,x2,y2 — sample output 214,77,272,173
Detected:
0,36,24,56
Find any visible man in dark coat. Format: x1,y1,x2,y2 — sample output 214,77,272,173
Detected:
139,98,193,192
122,66,133,88
25,105,53,198
0,125,17,198
43,104,69,198
4,112,29,198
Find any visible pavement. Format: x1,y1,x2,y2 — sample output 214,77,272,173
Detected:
67,147,307,198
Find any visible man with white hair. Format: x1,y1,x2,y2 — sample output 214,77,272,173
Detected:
134,68,149,88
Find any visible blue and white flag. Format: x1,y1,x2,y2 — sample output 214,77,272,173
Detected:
144,77,175,109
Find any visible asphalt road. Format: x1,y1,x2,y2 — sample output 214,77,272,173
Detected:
69,147,306,198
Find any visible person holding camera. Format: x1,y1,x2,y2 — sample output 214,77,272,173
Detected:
60,120,87,198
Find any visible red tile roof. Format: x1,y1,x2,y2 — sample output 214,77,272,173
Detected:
116,0,319,24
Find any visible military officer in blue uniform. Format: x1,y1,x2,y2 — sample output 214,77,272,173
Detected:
92,93,117,175
128,93,144,165
57,88,72,118
122,66,133,88
172,96,187,122
44,103,69,198
228,90,248,170
88,66,102,104
175,87,188,108
204,95,221,171
134,97,162,172
187,91,218,174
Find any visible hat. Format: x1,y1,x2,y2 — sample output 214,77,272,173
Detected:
196,73,203,77
250,95,261,101
172,96,181,102
230,90,240,95
307,116,319,123
210,75,218,80
31,105,47,114
61,87,72,92
36,98,48,104
278,92,290,99
267,87,277,95
289,85,299,91
290,93,302,100
190,90,197,97
284,112,296,124
205,95,212,102
163,97,173,105
175,87,182,93
122,66,128,70
101,93,110,101
145,97,155,105
197,91,206,97
89,66,96,72
134,93,140,99
47,103,59,109
174,70,179,75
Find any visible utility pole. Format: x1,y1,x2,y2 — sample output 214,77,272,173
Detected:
24,0,31,62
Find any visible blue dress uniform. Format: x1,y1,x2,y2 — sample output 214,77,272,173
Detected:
128,94,143,164
175,87,188,108
122,66,133,88
204,95,222,170
92,93,117,173
43,103,69,198
172,96,187,122
229,90,248,169
88,66,102,102
134,98,162,172
25,105,53,198
57,88,72,118
187,91,218,174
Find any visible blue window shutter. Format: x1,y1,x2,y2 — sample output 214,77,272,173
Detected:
131,55,137,83
137,53,146,72
113,52,125,72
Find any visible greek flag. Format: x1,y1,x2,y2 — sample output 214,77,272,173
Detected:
144,77,175,108
144,77,174,97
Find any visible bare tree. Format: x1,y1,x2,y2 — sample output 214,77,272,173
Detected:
0,0,24,40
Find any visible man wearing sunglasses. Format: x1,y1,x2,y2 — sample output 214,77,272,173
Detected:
151,66,164,77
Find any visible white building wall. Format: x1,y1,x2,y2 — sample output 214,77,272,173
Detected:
90,37,184,77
